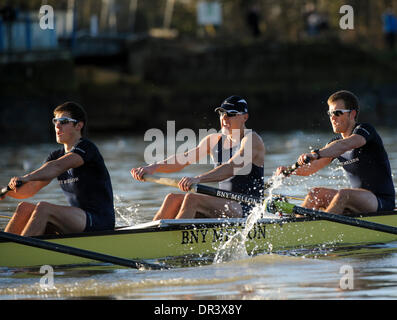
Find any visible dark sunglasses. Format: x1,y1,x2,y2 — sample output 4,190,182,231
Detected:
327,109,351,117
217,110,244,118
52,117,78,125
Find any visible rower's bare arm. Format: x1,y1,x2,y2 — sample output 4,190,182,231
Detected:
196,133,264,183
146,133,220,173
294,157,332,176
22,153,84,182
293,135,365,176
247,132,265,166
5,180,51,199
317,134,366,158
5,153,83,199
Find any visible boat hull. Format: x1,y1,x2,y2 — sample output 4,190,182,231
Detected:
1,213,397,268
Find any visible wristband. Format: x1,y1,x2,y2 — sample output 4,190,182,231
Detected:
312,149,321,159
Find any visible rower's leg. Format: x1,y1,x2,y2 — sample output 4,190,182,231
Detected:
175,193,243,219
302,187,338,210
325,188,378,215
4,202,36,235
21,202,86,236
152,193,185,221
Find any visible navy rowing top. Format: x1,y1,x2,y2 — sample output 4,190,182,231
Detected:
210,134,264,197
46,138,115,230
331,123,395,200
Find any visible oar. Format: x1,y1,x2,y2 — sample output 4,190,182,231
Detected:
143,158,304,206
143,174,292,208
0,231,166,270
0,180,23,198
263,161,301,189
273,202,397,236
143,174,397,236
0,186,13,198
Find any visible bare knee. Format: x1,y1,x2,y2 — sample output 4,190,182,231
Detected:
5,202,36,234
163,193,184,204
32,201,52,219
308,187,323,198
164,193,178,201
183,193,199,205
16,201,35,212
13,202,35,219
334,189,350,201
36,201,51,210
306,188,324,204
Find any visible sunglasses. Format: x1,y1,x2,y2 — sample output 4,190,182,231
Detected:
217,110,245,118
327,109,351,117
52,117,78,125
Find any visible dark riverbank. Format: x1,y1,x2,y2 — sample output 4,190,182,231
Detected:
1,39,397,144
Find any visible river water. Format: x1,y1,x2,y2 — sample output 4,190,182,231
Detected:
1,129,397,300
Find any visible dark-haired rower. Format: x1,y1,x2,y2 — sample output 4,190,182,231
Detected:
2,102,115,236
277,90,395,215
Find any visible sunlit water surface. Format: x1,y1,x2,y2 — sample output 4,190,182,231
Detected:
1,130,397,300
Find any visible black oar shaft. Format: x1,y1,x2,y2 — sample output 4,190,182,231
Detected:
0,231,164,270
194,184,262,205
293,206,397,235
197,186,397,236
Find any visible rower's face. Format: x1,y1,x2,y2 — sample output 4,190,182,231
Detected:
219,113,248,135
328,100,354,134
53,111,80,144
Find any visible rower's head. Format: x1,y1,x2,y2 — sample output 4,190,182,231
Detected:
327,90,359,134
53,102,87,143
214,95,249,134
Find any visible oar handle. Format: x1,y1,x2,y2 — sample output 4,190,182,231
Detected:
263,162,300,189
281,161,300,177
281,155,311,177
0,187,9,198
142,174,181,189
0,180,23,198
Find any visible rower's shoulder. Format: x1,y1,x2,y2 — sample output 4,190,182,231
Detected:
73,138,101,153
70,138,104,163
243,130,265,145
352,122,381,143
46,147,64,162
354,122,378,134
199,132,222,145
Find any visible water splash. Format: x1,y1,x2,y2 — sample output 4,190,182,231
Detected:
114,194,142,226
213,173,284,263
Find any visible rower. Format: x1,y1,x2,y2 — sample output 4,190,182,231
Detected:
2,102,115,236
276,90,395,215
131,95,265,220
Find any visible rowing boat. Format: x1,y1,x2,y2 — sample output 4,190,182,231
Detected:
1,210,397,268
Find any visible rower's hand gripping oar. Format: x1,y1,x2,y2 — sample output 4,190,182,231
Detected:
0,180,23,198
263,156,309,190
142,157,308,206
142,159,305,191
143,174,264,207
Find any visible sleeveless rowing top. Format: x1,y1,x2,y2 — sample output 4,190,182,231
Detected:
210,134,264,198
